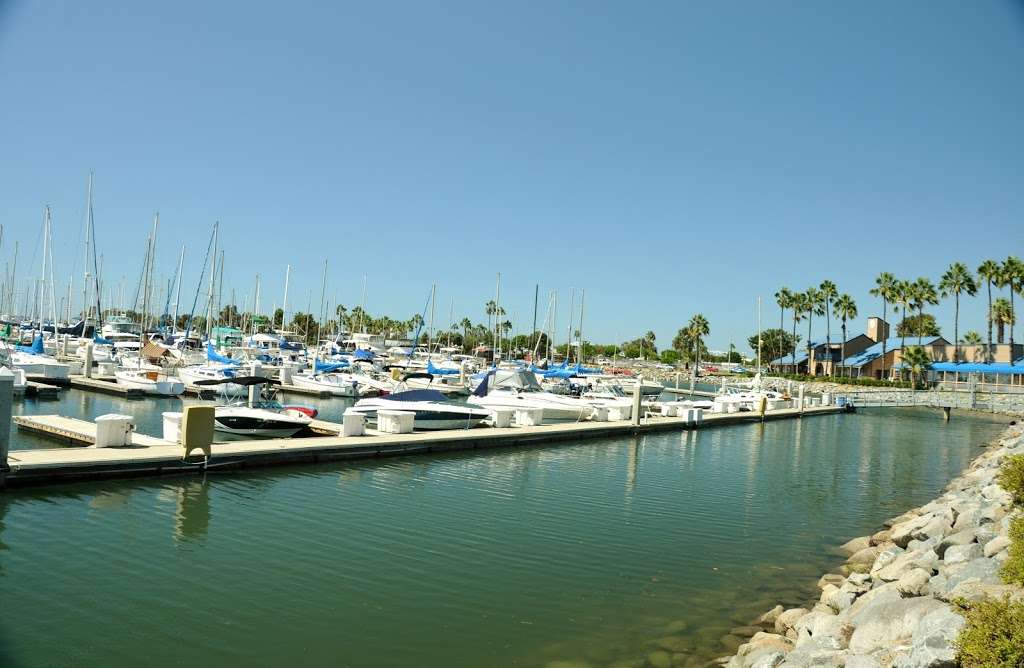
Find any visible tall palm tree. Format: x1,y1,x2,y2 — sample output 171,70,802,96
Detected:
833,294,857,379
902,345,933,389
1002,256,1024,354
460,317,473,352
992,298,1015,344
939,262,978,363
484,300,496,333
910,277,938,345
819,280,838,375
894,279,912,356
870,272,898,380
803,287,825,374
775,288,793,367
688,314,710,372
978,259,1001,362
791,292,806,371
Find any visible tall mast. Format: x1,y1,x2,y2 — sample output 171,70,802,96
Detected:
493,273,501,360
46,206,58,337
578,288,585,365
171,244,185,332
314,259,327,371
281,263,291,331
566,288,575,363
359,274,367,333
253,274,261,335
757,296,762,373
83,173,93,328
428,283,436,355
205,222,218,337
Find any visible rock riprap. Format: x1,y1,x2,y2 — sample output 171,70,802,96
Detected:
720,424,1024,668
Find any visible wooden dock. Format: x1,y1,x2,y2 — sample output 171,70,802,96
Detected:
66,375,145,398
2,404,845,488
25,381,61,399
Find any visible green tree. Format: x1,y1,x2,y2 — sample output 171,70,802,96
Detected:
978,259,1001,361
962,330,983,360
819,280,838,374
897,313,940,338
1001,256,1024,353
833,293,857,378
939,262,978,362
775,287,794,366
909,277,939,345
687,314,710,371
902,345,932,389
992,298,1015,344
750,328,799,367
894,279,912,355
659,349,679,365
870,272,898,379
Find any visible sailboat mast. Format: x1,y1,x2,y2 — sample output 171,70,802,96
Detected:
46,206,58,338
83,173,92,329
171,244,185,332
566,288,575,363
281,264,291,332
493,273,501,360
205,223,218,338
314,259,327,371
578,288,585,365
428,283,436,355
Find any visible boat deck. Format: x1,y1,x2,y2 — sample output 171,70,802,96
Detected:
3,404,844,488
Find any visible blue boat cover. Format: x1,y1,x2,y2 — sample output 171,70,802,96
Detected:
352,349,375,360
388,389,448,403
94,334,114,345
279,338,304,351
426,360,459,376
315,360,349,373
15,335,44,355
207,343,241,365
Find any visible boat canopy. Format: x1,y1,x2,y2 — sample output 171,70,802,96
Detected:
315,360,348,373
94,334,114,345
931,362,1024,374
207,343,241,366
491,369,543,392
15,336,44,355
387,389,449,403
279,337,304,351
195,375,277,387
426,360,459,376
352,349,375,360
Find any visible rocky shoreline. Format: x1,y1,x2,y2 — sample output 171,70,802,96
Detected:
720,423,1024,667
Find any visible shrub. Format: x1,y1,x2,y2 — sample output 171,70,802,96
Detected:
954,595,1024,667
1001,515,1024,586
999,455,1024,506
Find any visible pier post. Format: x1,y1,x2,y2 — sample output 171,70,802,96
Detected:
84,343,94,378
632,376,642,426
60,334,69,358
675,372,679,389
0,367,13,488
943,406,951,421
798,384,805,415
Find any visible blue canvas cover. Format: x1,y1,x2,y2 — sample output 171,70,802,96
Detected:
279,338,304,351
315,360,349,373
207,343,241,365
94,334,114,345
426,360,459,376
352,349,375,360
15,335,44,354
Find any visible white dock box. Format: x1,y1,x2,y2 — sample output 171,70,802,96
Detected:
692,408,704,424
342,409,366,436
607,404,631,421
95,413,135,447
590,406,609,422
377,409,414,434
660,403,677,417
490,408,514,428
821,392,832,406
162,411,183,443
514,408,544,427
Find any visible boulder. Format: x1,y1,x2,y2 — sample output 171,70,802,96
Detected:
776,647,848,666
869,546,905,575
935,528,977,558
847,572,871,587
890,515,933,548
951,507,980,532
821,585,856,613
875,548,938,582
754,607,783,628
980,502,1006,523
839,536,872,556
915,515,953,543
647,650,672,668
746,650,785,668
654,636,691,653
738,632,793,657
906,537,938,552
902,604,964,668
843,657,881,668
870,528,893,546
946,581,1024,603
943,542,983,565
847,545,883,566
730,626,762,639
839,582,901,622
895,568,931,597
984,535,1011,557
817,573,846,589
774,608,808,635
847,596,945,653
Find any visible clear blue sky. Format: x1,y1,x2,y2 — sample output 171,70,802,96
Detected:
1,1,1022,353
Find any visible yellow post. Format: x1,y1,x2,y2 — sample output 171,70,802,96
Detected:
181,405,215,459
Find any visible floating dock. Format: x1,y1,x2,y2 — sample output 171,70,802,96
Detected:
25,381,61,399
3,404,844,488
65,375,145,398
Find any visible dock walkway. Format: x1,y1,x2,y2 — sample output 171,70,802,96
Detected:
3,404,843,488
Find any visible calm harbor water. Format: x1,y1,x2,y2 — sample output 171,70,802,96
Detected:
0,395,1009,667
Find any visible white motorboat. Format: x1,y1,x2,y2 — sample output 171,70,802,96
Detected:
195,375,316,437
290,371,362,397
114,368,185,396
178,365,248,397
9,352,71,380
467,369,597,421
350,374,490,430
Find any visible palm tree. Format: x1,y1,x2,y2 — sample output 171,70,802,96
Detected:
775,288,793,367
910,277,938,345
834,294,857,378
978,260,1001,362
1002,256,1024,354
939,262,978,363
894,279,912,356
870,272,898,380
992,298,1015,344
791,292,806,370
459,317,473,352
902,345,933,389
688,313,712,372
819,280,838,375
803,287,825,374
962,331,983,361
484,300,496,333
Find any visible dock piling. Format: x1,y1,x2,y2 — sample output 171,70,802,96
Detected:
0,367,13,488
84,343,93,378
632,376,642,426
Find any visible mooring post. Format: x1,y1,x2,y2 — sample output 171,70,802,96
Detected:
84,342,94,379
0,367,13,489
632,376,642,426
675,372,679,389
943,406,951,421
798,384,805,415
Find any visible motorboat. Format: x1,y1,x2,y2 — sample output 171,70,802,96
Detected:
194,376,316,437
350,374,491,430
467,369,597,421
290,370,362,397
7,336,71,380
114,367,185,396
178,365,248,397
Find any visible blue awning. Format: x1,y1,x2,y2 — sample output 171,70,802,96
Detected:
931,362,1024,374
